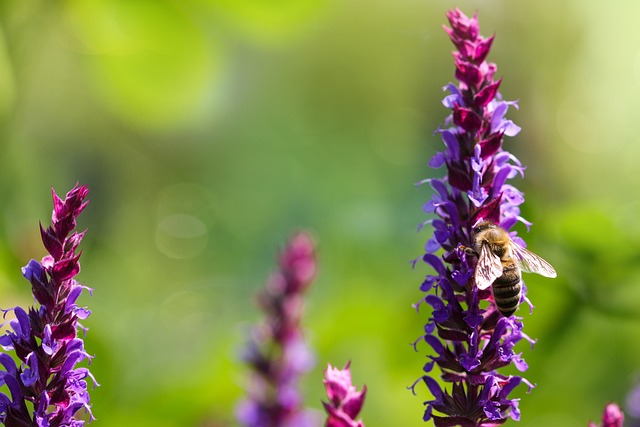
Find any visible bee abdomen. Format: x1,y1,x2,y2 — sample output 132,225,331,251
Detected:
492,274,521,317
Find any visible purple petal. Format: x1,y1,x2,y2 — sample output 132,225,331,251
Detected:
460,353,481,371
441,130,460,160
426,295,450,322
430,152,447,168
42,324,56,355
20,352,38,387
484,401,502,420
424,335,445,356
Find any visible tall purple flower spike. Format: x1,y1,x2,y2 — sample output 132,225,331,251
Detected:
323,363,366,427
237,232,319,427
0,184,97,426
413,9,536,426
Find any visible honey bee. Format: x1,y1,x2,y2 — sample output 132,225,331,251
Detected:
463,221,557,317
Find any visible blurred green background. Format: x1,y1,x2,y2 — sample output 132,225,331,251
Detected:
0,0,638,426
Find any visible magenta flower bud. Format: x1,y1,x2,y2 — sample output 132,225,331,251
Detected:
278,232,317,289
602,403,624,427
323,363,366,427
588,403,624,427
443,8,479,47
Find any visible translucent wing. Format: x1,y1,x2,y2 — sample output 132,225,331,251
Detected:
474,243,503,290
510,241,557,278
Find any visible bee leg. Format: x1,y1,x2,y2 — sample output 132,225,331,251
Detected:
458,245,478,257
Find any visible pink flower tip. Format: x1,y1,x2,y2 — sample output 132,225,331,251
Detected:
445,8,479,40
590,403,624,427
280,231,317,287
603,403,624,427
323,363,366,427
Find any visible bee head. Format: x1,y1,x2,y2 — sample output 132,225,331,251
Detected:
472,220,497,236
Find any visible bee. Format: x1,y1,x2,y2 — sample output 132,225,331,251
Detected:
463,220,557,317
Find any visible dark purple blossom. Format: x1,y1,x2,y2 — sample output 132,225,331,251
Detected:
237,232,319,427
322,363,366,427
412,9,536,426
0,184,96,426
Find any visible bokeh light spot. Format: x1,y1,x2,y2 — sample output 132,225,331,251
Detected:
155,213,208,259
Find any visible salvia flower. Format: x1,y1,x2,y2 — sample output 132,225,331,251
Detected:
413,8,536,426
588,403,624,427
0,184,96,426
322,363,366,427
237,232,319,427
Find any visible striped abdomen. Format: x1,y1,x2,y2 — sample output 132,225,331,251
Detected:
492,263,522,317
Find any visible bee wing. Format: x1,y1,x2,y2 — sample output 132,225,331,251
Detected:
510,241,557,278
474,243,503,290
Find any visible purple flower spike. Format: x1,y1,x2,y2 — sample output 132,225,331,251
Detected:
237,232,320,427
0,184,96,426
414,9,538,425
588,403,624,427
323,363,366,427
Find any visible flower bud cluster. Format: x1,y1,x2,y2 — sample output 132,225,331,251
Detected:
237,232,318,427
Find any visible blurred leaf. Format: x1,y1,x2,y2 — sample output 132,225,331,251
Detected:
549,203,640,319
0,27,14,118
201,0,329,44
64,0,225,130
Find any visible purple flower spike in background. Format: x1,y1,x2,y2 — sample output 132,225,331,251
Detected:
0,184,96,426
237,232,319,427
588,403,624,427
413,8,543,426
322,363,367,427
